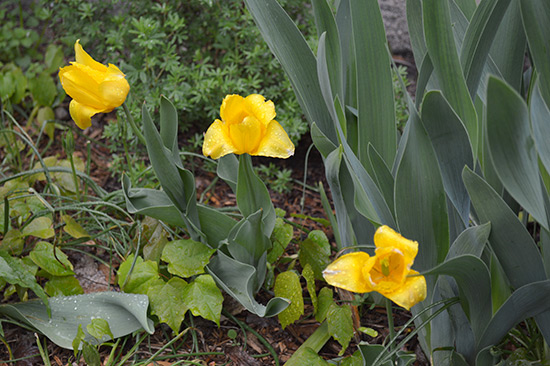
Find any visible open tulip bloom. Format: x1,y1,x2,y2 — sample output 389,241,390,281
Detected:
59,40,130,129
323,225,427,310
202,94,295,159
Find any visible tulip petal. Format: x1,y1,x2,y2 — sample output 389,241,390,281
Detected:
228,115,263,154
59,65,106,109
323,252,373,293
69,100,105,129
382,270,427,310
244,94,276,125
203,119,237,159
374,226,418,262
254,120,295,158
220,95,246,125
99,77,130,109
74,40,108,73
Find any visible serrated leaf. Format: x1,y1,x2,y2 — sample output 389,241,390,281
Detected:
44,276,83,297
267,217,293,263
298,230,331,280
0,292,153,349
147,277,188,332
316,287,333,323
87,318,114,340
1,229,24,255
181,274,222,326
161,239,215,278
302,264,318,313
61,215,89,239
327,302,354,354
274,271,304,329
29,241,74,276
22,217,54,239
117,255,163,294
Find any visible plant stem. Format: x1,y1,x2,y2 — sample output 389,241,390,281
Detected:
284,321,331,366
68,152,81,202
385,298,395,352
122,103,146,146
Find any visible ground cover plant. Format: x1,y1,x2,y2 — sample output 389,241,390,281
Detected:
2,0,549,365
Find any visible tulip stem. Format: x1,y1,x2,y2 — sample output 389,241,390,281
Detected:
122,103,146,146
385,298,396,353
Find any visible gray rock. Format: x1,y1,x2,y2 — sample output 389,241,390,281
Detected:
379,0,411,54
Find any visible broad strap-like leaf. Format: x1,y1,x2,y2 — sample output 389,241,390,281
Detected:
122,175,186,227
460,0,512,99
243,0,337,143
312,0,343,101
489,0,526,92
423,0,478,157
351,0,396,167
423,255,492,343
159,96,180,164
0,292,154,349
236,154,275,236
462,167,546,288
421,91,473,226
521,1,550,106
446,223,491,260
478,280,550,351
485,76,548,230
207,251,289,318
395,110,449,276
531,80,550,178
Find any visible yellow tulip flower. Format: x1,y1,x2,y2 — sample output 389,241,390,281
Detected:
323,225,427,310
59,40,130,129
202,94,295,159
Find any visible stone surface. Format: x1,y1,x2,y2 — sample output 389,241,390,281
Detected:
379,0,411,54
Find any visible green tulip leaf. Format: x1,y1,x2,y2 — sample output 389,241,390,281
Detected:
0,292,153,349
207,250,289,318
486,76,548,230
